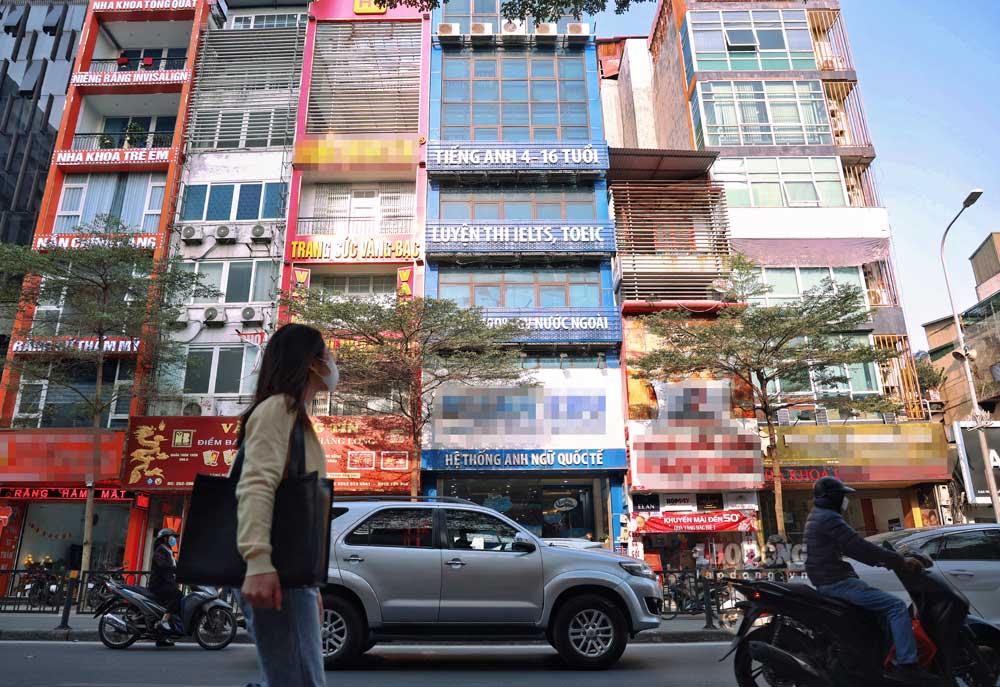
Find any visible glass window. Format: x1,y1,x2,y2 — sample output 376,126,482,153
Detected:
445,509,519,551
181,185,207,221
252,262,276,302
262,183,284,219
194,263,223,303
440,285,471,307
799,267,830,292
225,262,253,303
345,508,434,548
765,268,798,295
183,350,212,394
833,267,864,291
236,184,262,220
936,531,1000,562
205,185,234,221
215,347,243,394
569,284,600,306
712,157,846,207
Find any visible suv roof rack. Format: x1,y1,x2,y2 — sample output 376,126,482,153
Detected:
332,495,478,506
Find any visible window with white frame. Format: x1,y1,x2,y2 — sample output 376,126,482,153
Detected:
311,274,397,298
310,384,396,416
231,13,304,30
55,173,165,234
756,265,866,306
686,9,816,73
180,260,277,304
694,80,833,147
302,183,415,235
712,157,847,207
182,345,259,396
770,334,881,400
189,109,294,150
180,182,286,223
13,360,135,429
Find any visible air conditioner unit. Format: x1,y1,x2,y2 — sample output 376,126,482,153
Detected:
437,23,462,44
202,306,227,326
534,22,558,43
501,19,526,43
250,224,274,243
565,22,591,44
180,225,204,244
183,397,216,416
240,306,264,325
469,22,494,45
215,225,236,244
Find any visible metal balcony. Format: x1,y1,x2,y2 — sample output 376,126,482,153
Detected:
71,131,175,150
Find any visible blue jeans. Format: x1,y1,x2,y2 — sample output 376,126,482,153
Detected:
817,576,917,665
232,589,266,687
250,587,325,687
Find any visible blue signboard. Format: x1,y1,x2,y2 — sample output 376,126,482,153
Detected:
425,221,615,254
483,307,622,344
426,141,610,175
423,447,628,471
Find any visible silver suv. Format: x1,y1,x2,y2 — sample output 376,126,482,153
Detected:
320,497,662,670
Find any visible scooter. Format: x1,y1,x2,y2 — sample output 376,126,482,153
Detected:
93,578,236,650
722,545,1000,686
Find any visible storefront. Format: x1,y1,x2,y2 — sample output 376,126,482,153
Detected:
763,423,951,548
625,377,765,569
422,368,629,546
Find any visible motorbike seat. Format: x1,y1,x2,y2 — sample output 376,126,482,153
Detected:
775,583,886,624
124,585,161,602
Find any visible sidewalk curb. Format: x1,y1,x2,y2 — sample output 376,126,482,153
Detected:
0,629,733,644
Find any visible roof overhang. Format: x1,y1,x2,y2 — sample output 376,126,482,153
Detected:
607,148,718,181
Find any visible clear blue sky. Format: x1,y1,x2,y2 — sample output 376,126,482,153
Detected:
594,0,1000,351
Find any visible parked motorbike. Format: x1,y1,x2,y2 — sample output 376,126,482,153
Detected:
93,579,236,650
722,545,1000,686
85,568,125,611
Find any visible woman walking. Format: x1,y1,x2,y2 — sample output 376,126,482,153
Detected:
236,323,337,687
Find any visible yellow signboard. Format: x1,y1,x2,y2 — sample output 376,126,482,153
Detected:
354,0,386,14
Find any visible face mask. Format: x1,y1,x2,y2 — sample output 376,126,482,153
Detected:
168,537,177,547
840,496,850,513
315,352,339,393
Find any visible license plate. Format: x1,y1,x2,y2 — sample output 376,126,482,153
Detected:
49,585,57,592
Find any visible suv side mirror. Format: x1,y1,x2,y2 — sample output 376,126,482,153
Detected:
512,532,536,553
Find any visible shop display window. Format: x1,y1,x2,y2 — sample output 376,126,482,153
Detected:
16,502,129,571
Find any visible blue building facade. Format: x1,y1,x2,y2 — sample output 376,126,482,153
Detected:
423,8,627,547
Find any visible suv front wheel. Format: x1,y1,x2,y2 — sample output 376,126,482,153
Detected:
550,594,628,670
322,594,365,669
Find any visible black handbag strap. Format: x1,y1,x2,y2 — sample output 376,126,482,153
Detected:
229,403,308,483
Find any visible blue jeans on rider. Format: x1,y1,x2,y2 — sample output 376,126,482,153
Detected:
816,576,917,665
249,586,324,687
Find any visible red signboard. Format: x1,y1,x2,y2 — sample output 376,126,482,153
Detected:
71,69,190,87
123,417,240,491
9,335,141,355
635,510,757,534
313,416,414,494
0,502,26,591
396,266,415,299
33,233,159,251
54,147,173,169
764,466,842,483
0,487,132,501
0,429,124,483
124,415,414,493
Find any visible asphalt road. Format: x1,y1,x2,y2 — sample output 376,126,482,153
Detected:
0,641,737,687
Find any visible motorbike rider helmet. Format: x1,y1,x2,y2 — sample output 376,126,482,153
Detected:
813,476,855,510
156,527,178,541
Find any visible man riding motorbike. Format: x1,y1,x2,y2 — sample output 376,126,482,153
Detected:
149,528,182,648
805,477,931,682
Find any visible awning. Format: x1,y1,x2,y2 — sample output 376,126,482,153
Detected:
607,148,718,181
636,510,757,534
731,237,890,267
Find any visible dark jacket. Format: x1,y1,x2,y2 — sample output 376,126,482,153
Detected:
805,505,905,587
149,542,177,598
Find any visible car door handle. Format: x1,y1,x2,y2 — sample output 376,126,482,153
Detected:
343,555,365,563
948,570,975,577
445,558,467,568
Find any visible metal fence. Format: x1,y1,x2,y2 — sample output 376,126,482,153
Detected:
71,132,174,150
660,568,808,621
0,569,149,614
85,57,188,73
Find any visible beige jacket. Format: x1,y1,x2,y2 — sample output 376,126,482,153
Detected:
235,394,326,577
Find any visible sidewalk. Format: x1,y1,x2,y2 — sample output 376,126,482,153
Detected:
0,612,731,643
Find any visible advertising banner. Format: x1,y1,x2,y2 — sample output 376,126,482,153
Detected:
629,380,763,492
0,429,124,483
71,69,190,87
426,141,609,174
124,415,414,493
33,233,159,250
954,422,1000,506
9,336,141,355
54,148,173,167
425,369,627,471
289,234,419,263
425,221,615,254
634,509,757,534
0,502,26,593
482,307,622,344
396,266,415,299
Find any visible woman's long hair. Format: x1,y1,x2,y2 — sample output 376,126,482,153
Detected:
236,323,326,445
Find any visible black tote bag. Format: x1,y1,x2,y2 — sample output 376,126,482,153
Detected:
177,416,333,588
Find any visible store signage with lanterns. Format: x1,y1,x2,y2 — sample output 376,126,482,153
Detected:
289,235,420,263
425,221,615,254
426,141,609,174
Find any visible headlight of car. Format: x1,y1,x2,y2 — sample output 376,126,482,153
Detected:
620,561,657,580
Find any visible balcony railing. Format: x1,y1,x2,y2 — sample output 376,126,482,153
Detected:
86,57,187,73
295,216,413,236
808,10,855,72
863,260,899,308
611,180,732,302
825,81,873,150
71,131,175,150
844,162,880,208
873,335,925,420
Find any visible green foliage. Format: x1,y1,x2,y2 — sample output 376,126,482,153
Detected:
634,254,898,432
0,215,215,425
284,292,530,438
914,355,946,392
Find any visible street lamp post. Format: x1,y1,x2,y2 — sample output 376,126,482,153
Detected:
940,189,1000,521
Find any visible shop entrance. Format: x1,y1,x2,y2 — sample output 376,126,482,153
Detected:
16,502,130,571
441,476,603,541
641,531,753,571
